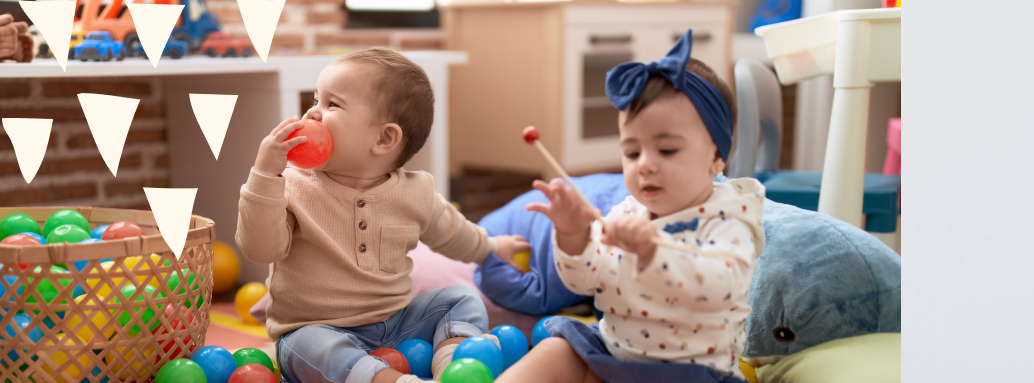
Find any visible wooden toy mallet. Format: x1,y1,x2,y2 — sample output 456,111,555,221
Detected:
522,126,746,265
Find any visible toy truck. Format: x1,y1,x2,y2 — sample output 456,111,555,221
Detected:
77,0,219,54
199,31,254,57
74,31,126,61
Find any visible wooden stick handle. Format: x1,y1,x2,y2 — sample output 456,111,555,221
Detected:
533,140,603,221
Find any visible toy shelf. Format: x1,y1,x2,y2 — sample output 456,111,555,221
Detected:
0,52,468,284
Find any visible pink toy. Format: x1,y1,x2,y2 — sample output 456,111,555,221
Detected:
883,118,900,176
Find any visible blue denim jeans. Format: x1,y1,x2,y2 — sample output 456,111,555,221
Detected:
276,286,489,383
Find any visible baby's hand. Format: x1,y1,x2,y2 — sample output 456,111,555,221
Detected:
492,235,532,272
600,215,658,270
254,117,307,177
525,179,600,255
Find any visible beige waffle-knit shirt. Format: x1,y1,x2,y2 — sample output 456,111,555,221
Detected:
236,167,495,340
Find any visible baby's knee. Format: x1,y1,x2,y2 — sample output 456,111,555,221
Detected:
439,284,479,299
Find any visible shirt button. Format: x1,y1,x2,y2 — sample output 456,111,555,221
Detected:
359,220,367,230
357,199,366,208
359,243,367,253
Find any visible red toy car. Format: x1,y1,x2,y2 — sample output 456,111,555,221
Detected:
199,31,254,57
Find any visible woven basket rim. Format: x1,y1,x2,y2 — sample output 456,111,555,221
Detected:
0,206,216,264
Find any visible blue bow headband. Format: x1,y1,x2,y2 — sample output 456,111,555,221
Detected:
605,29,733,162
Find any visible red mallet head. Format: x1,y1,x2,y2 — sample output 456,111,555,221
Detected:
102,221,145,240
286,119,334,169
522,126,539,144
370,348,410,374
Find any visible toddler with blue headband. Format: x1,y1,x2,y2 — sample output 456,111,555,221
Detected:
497,30,766,383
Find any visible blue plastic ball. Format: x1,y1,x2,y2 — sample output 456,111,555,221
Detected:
191,345,237,383
73,238,107,271
452,336,503,378
397,338,433,379
90,224,109,239
3,313,43,365
490,325,529,370
532,316,555,347
17,232,44,244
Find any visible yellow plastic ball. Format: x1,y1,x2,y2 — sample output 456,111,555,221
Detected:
212,241,240,295
39,334,98,383
235,282,268,324
66,294,114,342
104,344,156,381
512,250,531,273
86,254,163,298
123,253,164,288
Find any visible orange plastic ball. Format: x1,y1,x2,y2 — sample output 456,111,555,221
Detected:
212,241,240,295
235,282,268,324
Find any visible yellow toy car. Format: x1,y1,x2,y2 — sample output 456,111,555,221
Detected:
38,30,89,59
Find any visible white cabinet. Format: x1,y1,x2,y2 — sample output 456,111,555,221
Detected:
445,1,736,179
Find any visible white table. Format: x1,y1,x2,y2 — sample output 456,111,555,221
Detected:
1,52,469,283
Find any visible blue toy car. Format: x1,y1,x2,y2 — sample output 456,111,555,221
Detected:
134,39,188,59
74,31,127,61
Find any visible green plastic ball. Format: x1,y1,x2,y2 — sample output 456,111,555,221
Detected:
0,214,41,240
43,210,89,238
167,269,204,309
156,358,207,383
45,224,91,244
441,358,494,383
25,265,72,305
114,284,163,335
232,348,275,374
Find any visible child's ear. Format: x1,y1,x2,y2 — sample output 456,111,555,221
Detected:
710,150,726,177
372,123,404,157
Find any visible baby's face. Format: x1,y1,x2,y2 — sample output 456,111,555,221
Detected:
618,92,725,217
304,62,388,175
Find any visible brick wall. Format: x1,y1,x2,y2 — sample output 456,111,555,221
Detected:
205,0,442,53
0,77,169,210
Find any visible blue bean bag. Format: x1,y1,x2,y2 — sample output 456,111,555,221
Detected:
474,173,900,365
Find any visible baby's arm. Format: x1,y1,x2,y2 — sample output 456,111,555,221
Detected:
235,117,305,264
235,169,297,264
421,193,501,264
551,220,606,296
634,217,757,312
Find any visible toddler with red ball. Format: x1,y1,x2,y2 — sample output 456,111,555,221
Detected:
236,47,530,383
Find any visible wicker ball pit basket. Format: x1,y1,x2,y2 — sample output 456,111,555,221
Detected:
0,206,215,383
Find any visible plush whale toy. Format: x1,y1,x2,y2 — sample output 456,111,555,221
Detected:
741,199,901,367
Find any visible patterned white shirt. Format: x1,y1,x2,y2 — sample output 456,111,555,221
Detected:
553,178,766,378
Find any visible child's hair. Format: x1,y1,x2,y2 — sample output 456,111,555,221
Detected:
623,58,738,159
334,47,434,168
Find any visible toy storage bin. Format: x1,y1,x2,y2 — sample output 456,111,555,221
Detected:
0,206,215,383
753,11,840,85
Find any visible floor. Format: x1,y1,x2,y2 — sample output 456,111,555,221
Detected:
204,299,277,362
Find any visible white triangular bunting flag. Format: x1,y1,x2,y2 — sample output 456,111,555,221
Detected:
126,4,185,68
189,94,237,160
78,93,140,176
143,188,197,258
1,118,52,183
237,0,286,63
19,1,75,71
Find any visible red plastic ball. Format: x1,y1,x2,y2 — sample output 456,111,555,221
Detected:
370,347,410,374
286,119,334,169
101,221,144,240
229,363,278,383
1,235,39,270
522,126,539,144
153,305,196,359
